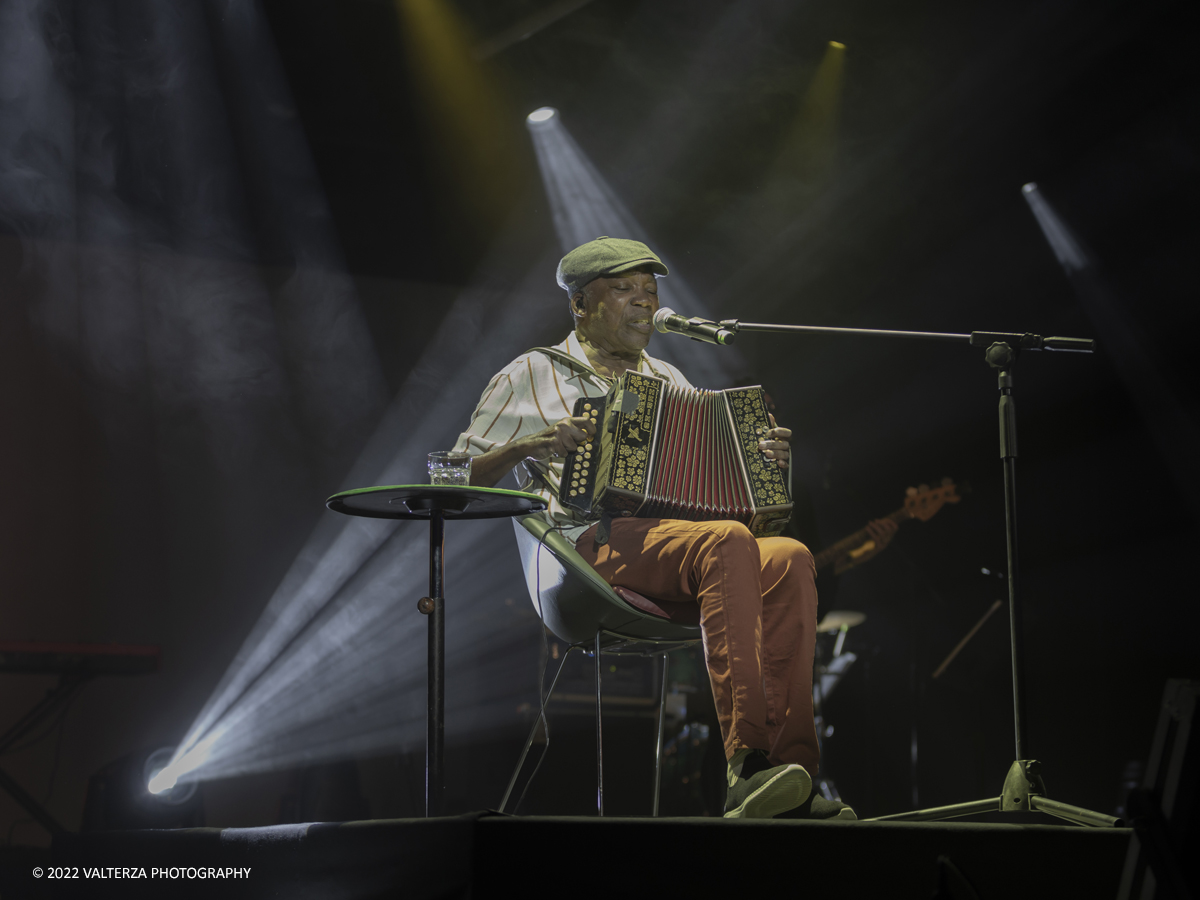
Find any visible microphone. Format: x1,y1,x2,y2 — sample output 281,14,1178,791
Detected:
653,308,736,346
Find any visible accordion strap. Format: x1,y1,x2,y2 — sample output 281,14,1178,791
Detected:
594,510,613,546
528,346,606,382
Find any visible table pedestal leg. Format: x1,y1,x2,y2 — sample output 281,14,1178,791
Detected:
427,510,445,817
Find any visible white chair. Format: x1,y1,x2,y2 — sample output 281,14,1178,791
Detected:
499,514,703,816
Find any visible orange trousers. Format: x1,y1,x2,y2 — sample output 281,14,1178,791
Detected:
576,518,820,775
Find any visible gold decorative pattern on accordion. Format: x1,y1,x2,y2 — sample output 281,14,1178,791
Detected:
610,375,659,494
726,388,789,507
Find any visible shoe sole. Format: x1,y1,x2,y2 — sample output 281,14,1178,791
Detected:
773,798,859,820
723,765,812,819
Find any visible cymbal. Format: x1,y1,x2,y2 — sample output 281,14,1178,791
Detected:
817,610,866,633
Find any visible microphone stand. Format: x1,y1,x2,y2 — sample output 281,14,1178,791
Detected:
717,317,1120,827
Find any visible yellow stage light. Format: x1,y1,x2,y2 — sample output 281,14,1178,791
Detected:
394,0,520,238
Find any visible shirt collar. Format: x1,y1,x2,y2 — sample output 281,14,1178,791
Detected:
561,330,656,382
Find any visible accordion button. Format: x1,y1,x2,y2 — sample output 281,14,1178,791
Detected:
583,404,592,411
584,452,591,459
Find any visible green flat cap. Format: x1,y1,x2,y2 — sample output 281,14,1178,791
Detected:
556,236,669,296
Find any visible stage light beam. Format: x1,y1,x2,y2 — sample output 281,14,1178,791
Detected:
1021,182,1089,272
523,106,747,386
771,40,846,183
154,260,574,788
395,0,521,235
1021,181,1200,516
147,772,174,795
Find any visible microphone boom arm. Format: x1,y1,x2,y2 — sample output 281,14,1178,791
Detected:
718,320,1094,353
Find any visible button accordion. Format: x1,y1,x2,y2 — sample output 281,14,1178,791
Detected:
560,371,792,537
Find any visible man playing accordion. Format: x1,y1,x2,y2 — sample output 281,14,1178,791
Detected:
454,237,854,820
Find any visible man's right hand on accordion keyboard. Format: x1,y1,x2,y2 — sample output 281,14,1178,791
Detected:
468,416,596,488
539,416,597,458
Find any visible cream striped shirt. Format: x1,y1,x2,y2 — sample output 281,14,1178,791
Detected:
453,331,694,544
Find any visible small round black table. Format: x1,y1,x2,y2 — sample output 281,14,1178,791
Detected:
326,485,546,817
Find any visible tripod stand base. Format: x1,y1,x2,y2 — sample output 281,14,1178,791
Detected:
864,760,1125,828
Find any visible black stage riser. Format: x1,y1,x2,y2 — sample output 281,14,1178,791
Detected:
25,812,1131,900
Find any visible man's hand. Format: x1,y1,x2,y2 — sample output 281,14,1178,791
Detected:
834,517,900,574
470,415,596,487
759,413,791,469
533,416,596,459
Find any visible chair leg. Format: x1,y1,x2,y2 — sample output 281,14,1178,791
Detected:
498,645,573,814
653,651,670,817
595,631,604,817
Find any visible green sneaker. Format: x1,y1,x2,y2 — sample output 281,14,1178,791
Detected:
774,793,858,820
723,749,812,819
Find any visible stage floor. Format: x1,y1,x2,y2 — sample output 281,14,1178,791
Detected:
21,812,1130,899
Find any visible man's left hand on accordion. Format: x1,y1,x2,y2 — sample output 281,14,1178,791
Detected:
759,414,792,469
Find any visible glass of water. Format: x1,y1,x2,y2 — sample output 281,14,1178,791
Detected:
428,451,472,486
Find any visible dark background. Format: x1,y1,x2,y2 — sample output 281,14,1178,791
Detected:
0,0,1196,839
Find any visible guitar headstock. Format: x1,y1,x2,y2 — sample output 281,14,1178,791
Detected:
904,478,961,521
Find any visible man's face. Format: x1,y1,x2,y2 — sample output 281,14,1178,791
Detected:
573,266,660,356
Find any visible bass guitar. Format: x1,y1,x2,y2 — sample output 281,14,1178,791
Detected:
813,478,962,575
